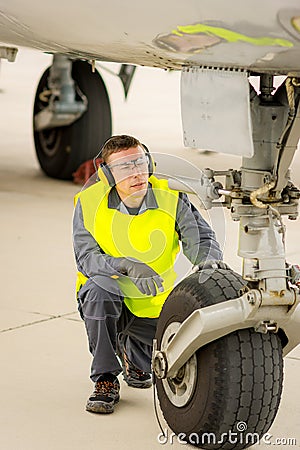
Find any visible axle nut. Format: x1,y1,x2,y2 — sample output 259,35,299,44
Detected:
153,351,168,379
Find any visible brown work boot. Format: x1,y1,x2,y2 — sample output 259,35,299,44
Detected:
86,373,120,413
120,348,152,389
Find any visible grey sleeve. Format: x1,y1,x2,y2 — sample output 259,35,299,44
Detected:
175,193,223,264
72,199,121,278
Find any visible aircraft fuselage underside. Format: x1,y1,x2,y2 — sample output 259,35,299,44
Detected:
1,1,300,74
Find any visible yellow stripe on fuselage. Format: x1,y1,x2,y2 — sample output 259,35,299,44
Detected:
171,23,293,48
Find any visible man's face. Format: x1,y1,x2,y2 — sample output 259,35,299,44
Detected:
106,146,149,201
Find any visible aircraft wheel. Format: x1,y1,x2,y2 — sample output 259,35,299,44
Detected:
155,270,283,449
33,60,111,179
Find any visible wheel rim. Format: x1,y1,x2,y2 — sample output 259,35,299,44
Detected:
34,78,64,159
161,322,197,408
37,128,63,157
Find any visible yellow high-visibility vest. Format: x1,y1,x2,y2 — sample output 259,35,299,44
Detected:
75,175,180,318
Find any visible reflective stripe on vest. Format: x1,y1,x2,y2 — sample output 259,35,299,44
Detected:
75,175,180,318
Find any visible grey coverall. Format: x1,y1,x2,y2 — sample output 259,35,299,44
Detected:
73,183,222,382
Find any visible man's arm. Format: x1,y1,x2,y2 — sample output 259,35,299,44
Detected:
72,198,121,278
73,199,164,295
175,192,223,264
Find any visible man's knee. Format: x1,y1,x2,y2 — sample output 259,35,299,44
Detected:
78,277,123,320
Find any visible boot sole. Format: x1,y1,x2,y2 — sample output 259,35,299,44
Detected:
86,395,120,414
123,377,152,389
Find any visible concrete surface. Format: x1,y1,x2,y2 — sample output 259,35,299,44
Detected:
0,48,299,450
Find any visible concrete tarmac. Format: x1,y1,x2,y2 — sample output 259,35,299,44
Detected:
0,48,299,449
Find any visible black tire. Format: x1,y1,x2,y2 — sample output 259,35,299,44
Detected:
33,60,112,179
155,269,283,450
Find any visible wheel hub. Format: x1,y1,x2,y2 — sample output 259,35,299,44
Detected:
160,322,197,408
153,350,168,379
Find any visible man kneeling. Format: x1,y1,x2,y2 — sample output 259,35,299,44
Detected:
72,135,222,413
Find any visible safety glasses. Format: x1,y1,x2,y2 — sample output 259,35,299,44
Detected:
108,155,148,174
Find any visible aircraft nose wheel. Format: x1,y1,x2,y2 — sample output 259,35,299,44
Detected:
160,322,197,407
154,269,284,449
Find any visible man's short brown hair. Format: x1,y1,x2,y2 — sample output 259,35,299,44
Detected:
101,135,142,161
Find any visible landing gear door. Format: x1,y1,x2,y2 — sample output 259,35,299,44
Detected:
181,67,254,157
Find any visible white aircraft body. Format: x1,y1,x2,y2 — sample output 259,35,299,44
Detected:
1,0,300,177
1,2,300,449
1,1,300,72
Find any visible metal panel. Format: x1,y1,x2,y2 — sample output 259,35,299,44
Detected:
181,67,254,156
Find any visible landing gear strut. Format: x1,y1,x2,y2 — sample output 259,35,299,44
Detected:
33,56,112,179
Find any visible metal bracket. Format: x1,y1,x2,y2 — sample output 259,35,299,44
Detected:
274,79,300,193
96,63,136,99
118,64,136,99
181,67,253,156
165,169,222,209
0,46,18,62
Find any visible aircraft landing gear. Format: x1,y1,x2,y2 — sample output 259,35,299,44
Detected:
33,56,111,179
154,269,283,449
153,72,300,449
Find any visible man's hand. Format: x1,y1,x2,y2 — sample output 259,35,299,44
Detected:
115,258,164,296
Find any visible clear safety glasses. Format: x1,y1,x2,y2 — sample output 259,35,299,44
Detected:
108,155,148,175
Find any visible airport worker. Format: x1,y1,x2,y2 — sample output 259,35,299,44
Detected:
72,134,223,414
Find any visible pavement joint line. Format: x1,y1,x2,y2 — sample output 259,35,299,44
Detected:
286,356,300,361
64,317,81,322
0,311,77,333
29,310,77,318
